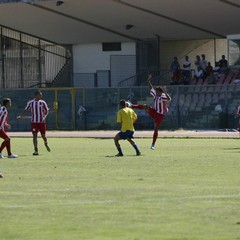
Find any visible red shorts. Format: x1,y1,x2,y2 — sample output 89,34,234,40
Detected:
0,129,9,140
147,108,164,127
31,123,46,135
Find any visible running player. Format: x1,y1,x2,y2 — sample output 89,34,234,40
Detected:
235,104,240,136
17,90,51,155
0,98,18,158
114,99,141,156
128,74,171,150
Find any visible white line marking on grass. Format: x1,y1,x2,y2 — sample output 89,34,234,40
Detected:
3,200,116,209
145,193,240,202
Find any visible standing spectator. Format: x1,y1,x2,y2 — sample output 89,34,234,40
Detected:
235,105,240,136
0,98,18,159
218,55,228,68
200,54,208,79
218,55,229,75
114,99,141,157
182,55,192,84
194,55,201,70
170,57,181,84
17,90,51,156
194,65,204,82
128,74,171,150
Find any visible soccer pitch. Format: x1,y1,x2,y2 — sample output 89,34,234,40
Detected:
0,137,239,240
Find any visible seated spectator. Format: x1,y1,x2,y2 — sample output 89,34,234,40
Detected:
170,57,181,84
194,65,203,82
200,54,208,79
205,62,216,84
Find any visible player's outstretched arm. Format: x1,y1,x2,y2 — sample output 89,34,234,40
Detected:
16,109,27,120
147,74,153,90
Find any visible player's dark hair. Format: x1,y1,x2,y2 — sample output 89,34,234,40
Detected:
119,99,126,108
2,98,11,106
155,86,164,92
35,90,42,96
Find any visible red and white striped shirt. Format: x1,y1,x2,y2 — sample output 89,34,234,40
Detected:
0,106,8,130
150,88,169,114
25,99,49,123
236,105,240,116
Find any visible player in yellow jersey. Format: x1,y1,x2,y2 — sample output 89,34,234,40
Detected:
114,99,141,157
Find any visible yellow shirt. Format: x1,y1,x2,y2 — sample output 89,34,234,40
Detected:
117,107,137,132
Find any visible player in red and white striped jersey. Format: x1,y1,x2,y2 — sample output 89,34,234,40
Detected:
235,105,240,136
129,74,171,150
0,98,18,159
17,90,50,155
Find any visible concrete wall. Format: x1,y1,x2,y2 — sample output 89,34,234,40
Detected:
73,42,136,74
160,39,228,70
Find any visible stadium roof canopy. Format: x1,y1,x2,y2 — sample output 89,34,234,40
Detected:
0,0,240,44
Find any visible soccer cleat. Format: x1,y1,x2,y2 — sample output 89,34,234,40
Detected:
0,171,3,178
115,153,123,157
8,154,18,158
45,145,51,152
150,144,155,150
33,151,39,156
136,151,141,156
0,153,4,159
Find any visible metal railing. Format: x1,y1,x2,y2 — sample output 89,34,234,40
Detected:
0,25,71,89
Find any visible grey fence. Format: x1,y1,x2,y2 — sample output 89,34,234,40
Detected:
1,84,240,132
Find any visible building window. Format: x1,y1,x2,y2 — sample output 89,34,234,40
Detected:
102,42,121,51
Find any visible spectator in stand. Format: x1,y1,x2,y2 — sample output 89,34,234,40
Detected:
218,55,229,75
205,62,215,84
170,57,181,84
200,54,208,79
182,55,191,84
194,65,204,82
194,55,201,70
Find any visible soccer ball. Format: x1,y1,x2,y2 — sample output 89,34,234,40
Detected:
126,101,132,108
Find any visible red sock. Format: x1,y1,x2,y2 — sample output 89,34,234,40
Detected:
152,130,158,145
132,104,145,110
0,141,7,153
6,141,12,156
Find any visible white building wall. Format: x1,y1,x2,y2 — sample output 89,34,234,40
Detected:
72,42,136,87
73,42,136,73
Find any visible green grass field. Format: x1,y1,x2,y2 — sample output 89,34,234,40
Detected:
0,136,240,240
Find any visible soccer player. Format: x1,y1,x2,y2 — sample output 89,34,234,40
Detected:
128,74,171,150
114,99,141,157
0,98,18,158
0,170,3,178
17,90,51,155
235,104,240,136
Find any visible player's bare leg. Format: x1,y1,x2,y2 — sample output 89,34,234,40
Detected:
131,103,149,111
114,134,123,156
0,171,3,178
33,133,38,155
41,134,51,152
151,124,159,150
